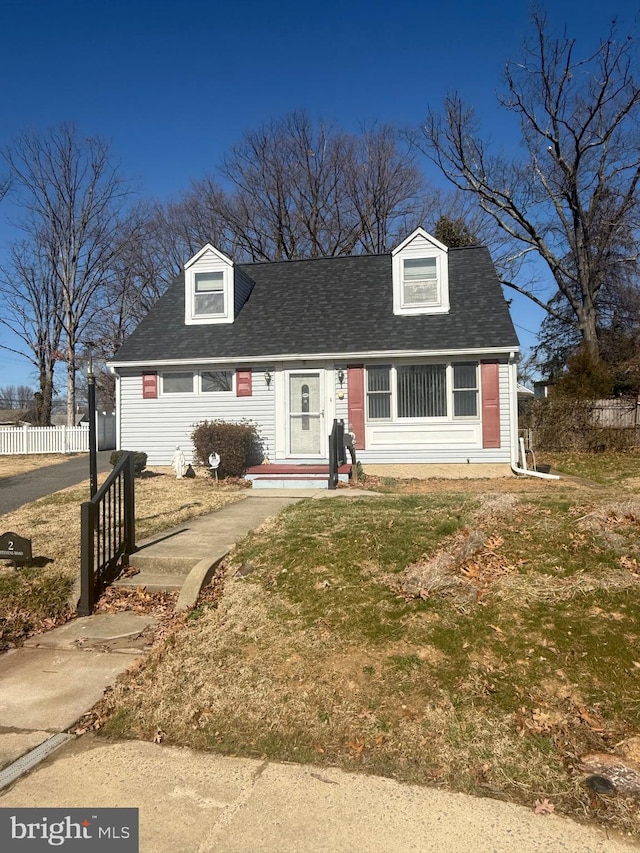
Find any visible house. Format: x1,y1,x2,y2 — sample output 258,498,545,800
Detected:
110,228,520,478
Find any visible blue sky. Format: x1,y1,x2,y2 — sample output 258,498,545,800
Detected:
0,0,632,389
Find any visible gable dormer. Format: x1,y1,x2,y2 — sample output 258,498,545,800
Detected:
184,244,235,326
391,227,450,316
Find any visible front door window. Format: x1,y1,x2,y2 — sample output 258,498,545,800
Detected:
289,373,322,455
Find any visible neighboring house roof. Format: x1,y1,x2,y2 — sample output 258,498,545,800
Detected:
517,384,535,397
112,246,519,364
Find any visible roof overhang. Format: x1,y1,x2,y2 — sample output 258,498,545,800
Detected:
109,345,520,370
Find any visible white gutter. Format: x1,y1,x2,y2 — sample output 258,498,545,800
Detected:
109,346,519,370
512,437,560,480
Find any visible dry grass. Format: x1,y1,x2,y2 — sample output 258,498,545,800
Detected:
0,453,73,480
97,485,640,837
0,467,245,648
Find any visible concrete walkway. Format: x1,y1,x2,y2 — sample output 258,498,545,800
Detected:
0,489,635,851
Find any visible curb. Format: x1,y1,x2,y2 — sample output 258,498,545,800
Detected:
175,555,228,611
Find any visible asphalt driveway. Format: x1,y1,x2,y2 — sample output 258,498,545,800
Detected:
0,451,112,517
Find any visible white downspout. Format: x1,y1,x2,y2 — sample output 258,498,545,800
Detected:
509,356,559,480
512,436,560,480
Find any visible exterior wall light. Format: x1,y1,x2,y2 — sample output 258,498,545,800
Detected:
264,370,272,387
337,368,345,387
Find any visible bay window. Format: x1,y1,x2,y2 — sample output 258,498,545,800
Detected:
366,362,479,421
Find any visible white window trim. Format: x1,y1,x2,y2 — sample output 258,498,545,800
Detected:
184,243,235,326
451,362,480,420
365,362,479,423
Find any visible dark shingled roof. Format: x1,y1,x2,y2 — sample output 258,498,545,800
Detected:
113,247,519,363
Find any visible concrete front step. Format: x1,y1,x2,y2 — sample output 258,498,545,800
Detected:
126,552,198,574
114,571,188,593
251,478,329,490
246,463,351,490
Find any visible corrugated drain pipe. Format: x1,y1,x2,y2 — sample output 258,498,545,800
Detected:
512,437,560,480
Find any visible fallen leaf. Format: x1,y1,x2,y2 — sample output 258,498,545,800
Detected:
577,705,605,732
534,798,556,815
348,738,365,755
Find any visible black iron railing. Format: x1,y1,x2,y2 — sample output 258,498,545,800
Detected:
328,419,346,490
78,451,136,615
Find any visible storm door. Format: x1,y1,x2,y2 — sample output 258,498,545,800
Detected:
287,371,324,456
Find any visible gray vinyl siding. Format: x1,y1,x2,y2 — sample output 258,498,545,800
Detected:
334,364,349,425
117,366,275,466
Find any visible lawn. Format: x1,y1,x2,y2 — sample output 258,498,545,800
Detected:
97,468,640,838
0,466,245,650
0,453,72,480
542,449,640,488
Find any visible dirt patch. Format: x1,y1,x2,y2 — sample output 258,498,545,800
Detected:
356,474,590,496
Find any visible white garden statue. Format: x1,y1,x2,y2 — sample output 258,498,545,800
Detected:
171,446,186,479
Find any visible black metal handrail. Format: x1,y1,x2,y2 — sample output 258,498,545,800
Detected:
78,451,136,615
328,419,346,490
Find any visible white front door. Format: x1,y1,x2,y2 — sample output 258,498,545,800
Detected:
287,371,325,456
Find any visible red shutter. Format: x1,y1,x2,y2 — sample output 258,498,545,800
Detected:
481,361,500,448
236,369,252,397
142,372,158,399
347,365,365,450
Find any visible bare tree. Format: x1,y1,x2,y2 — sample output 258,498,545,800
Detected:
0,175,9,204
4,123,135,425
195,112,428,261
0,237,64,424
418,11,640,358
343,125,428,253
15,385,34,408
0,386,16,409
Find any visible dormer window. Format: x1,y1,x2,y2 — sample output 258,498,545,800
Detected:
184,244,234,325
194,271,225,316
392,227,450,316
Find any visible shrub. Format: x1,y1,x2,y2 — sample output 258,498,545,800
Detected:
191,420,262,479
109,450,148,477
520,398,637,452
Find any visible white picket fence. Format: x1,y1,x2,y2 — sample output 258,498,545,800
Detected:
0,424,90,455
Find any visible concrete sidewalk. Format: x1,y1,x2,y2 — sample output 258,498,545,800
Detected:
0,737,632,853
0,489,633,851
